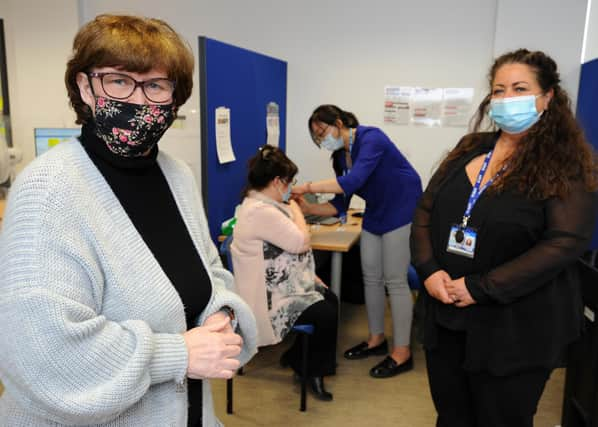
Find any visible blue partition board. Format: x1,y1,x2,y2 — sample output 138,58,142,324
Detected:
198,37,287,242
577,58,598,249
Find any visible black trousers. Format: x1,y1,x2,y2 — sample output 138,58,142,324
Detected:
426,325,551,427
284,288,338,377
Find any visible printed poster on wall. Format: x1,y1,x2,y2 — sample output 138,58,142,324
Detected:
383,86,412,125
382,85,475,127
266,102,280,147
442,88,474,127
215,106,235,164
410,87,443,127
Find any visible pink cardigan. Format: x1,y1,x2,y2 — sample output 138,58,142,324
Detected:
231,192,319,347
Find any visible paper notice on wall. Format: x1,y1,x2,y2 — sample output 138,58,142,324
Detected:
384,86,412,125
266,102,280,147
215,107,235,164
442,88,474,127
410,87,443,127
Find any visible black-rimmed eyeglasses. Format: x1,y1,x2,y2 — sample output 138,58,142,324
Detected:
87,72,176,104
311,124,329,145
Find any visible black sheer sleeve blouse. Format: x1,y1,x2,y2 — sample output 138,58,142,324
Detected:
410,131,598,375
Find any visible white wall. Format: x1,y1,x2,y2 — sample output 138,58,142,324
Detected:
79,0,497,186
494,0,588,108
0,0,79,171
1,0,592,188
583,0,598,62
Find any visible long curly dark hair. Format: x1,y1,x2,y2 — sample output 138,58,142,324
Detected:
437,49,598,199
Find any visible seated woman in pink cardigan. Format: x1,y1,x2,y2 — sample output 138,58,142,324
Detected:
231,144,338,401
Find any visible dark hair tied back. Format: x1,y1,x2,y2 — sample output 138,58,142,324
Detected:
243,144,298,197
308,104,359,145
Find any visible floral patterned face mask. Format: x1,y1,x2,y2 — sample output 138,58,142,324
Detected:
93,96,176,157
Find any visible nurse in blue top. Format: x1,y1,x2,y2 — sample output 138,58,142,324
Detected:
292,104,422,378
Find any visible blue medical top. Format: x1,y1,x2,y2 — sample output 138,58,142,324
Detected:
331,125,422,235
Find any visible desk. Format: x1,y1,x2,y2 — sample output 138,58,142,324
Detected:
310,212,362,301
219,211,363,301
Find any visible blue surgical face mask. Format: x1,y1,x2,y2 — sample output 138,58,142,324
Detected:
488,94,544,134
279,183,292,203
321,129,345,151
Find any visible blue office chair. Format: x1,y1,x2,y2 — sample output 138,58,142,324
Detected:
219,235,315,413
219,234,235,273
407,264,422,291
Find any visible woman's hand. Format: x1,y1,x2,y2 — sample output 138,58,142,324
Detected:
315,275,328,289
288,199,303,216
423,270,453,304
292,195,311,214
203,310,234,334
183,316,243,379
445,277,476,308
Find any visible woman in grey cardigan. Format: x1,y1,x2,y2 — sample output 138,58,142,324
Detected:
0,14,257,426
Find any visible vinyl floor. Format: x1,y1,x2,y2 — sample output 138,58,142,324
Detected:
0,301,563,426
211,301,563,427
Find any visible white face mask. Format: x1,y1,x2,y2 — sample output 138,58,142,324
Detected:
321,130,344,151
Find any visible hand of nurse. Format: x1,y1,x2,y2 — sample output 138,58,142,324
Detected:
445,277,476,307
184,316,242,379
423,270,453,304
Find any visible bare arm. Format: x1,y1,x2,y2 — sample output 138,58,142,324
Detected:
295,196,339,217
293,179,343,195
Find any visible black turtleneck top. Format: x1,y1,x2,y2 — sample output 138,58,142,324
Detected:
80,123,210,427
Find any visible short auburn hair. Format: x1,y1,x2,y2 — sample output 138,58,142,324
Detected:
65,14,194,124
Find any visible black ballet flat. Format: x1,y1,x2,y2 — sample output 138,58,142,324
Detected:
279,351,291,368
309,376,333,401
369,355,413,378
343,340,388,360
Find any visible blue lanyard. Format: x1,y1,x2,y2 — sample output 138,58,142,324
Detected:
343,128,354,176
461,150,500,228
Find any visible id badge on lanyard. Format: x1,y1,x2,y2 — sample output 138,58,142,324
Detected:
446,150,502,259
447,224,477,258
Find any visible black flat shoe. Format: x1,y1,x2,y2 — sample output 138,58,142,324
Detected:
279,351,291,368
344,340,388,360
309,376,333,401
369,355,413,378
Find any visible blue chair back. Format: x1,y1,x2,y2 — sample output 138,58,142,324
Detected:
220,235,234,272
223,231,314,413
407,264,422,291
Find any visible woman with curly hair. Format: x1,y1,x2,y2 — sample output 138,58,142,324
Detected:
410,49,598,427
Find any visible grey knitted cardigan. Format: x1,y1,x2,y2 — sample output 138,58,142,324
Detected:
0,140,257,426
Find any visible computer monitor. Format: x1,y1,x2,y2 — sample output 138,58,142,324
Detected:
34,128,80,157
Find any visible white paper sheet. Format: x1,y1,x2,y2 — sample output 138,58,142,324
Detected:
384,86,412,125
442,88,475,127
215,107,235,164
410,87,443,127
266,102,280,147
